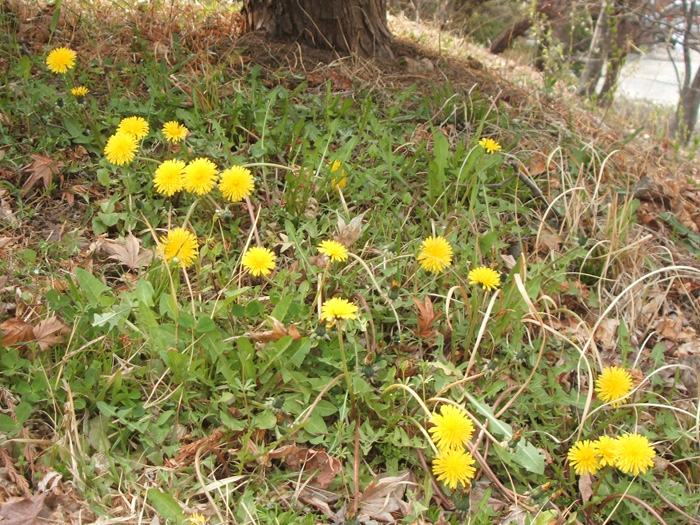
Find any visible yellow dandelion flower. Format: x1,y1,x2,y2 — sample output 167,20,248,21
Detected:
567,440,600,476
153,159,185,197
614,433,656,476
595,366,633,407
183,158,218,195
241,246,276,277
478,137,501,154
117,116,149,140
428,404,475,452
161,228,198,269
162,121,189,142
417,236,453,273
219,165,255,202
432,448,477,490
330,160,347,189
318,240,349,263
104,132,138,166
187,512,208,525
320,297,358,326
595,435,618,467
46,47,76,74
71,86,89,97
468,266,501,291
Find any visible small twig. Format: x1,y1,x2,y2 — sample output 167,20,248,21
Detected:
598,493,668,525
647,481,699,524
416,448,455,511
245,196,261,246
353,417,361,516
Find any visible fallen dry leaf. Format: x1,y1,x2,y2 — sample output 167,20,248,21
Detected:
248,317,301,342
359,471,415,523
594,318,619,351
21,154,62,196
269,444,341,489
101,233,153,271
33,317,66,351
0,492,49,525
0,318,35,347
335,211,367,248
412,295,442,340
578,473,593,503
166,428,226,468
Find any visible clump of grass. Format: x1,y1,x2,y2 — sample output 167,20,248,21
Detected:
0,1,698,524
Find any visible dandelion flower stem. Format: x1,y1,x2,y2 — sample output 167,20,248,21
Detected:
382,383,433,420
245,196,261,246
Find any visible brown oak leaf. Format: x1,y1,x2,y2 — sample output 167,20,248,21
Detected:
21,154,62,196
412,295,442,339
101,233,154,271
33,317,66,351
0,318,35,347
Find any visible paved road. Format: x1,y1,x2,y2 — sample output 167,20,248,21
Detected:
617,46,700,106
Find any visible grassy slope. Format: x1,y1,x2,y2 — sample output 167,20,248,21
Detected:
0,1,699,523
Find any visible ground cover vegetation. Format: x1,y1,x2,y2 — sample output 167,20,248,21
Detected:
0,1,699,523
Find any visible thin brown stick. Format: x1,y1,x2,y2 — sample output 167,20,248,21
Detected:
245,196,261,246
353,417,361,516
416,448,455,511
647,482,699,524
598,493,668,525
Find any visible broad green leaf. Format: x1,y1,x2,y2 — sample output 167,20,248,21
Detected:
92,304,131,328
75,268,112,307
270,295,293,322
464,392,513,441
512,439,545,475
289,338,312,368
135,279,155,307
532,510,559,525
146,489,186,525
253,409,277,430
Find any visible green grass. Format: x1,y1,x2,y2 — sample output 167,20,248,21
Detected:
0,1,699,523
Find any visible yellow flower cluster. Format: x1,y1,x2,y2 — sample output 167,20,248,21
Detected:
428,404,477,490
567,433,656,476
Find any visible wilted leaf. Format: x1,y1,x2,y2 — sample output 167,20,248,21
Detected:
21,154,62,196
594,318,619,351
335,211,367,247
33,317,66,351
101,233,153,271
359,471,414,523
0,492,49,525
269,444,341,489
1,318,35,347
248,317,301,342
528,157,547,176
412,295,442,339
578,473,593,503
166,428,225,468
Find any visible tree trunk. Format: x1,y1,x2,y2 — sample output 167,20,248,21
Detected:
672,66,700,143
490,18,533,55
242,0,393,59
576,0,609,97
671,0,699,142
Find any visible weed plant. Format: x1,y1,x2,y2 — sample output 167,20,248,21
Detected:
0,2,698,524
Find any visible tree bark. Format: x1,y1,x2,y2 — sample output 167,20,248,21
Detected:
490,18,533,55
242,0,393,59
671,0,700,142
577,0,609,97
